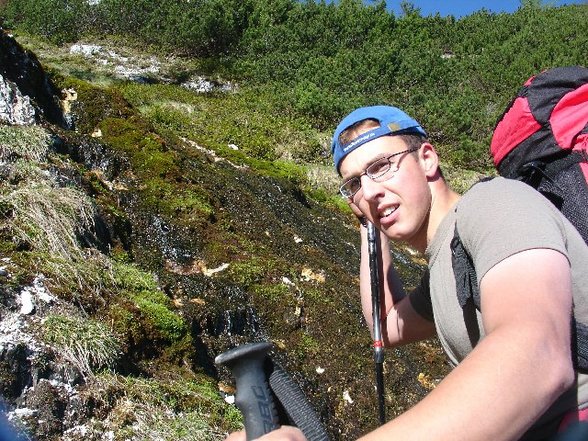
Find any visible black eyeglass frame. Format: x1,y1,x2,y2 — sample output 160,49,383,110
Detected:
339,146,420,199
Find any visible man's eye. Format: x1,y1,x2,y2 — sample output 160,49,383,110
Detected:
368,159,390,176
348,179,361,192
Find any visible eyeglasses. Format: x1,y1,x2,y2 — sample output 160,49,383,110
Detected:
339,147,419,199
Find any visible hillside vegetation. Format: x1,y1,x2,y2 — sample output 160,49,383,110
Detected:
2,0,587,172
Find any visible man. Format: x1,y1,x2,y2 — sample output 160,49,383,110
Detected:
227,105,588,440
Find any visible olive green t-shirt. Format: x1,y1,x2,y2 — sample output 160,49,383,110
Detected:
410,177,588,439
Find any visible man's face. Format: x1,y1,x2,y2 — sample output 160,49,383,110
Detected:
339,135,432,244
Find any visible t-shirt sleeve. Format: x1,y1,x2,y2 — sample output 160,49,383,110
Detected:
409,269,434,322
457,178,569,284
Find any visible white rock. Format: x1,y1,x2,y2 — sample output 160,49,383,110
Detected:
0,74,36,125
19,290,35,315
342,390,353,404
69,44,103,57
203,263,229,276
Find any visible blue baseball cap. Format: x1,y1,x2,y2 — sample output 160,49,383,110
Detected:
331,105,427,173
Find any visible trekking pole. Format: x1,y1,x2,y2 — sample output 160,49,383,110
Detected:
215,342,280,440
367,221,386,425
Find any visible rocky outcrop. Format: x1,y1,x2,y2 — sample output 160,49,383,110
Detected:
0,29,67,127
0,73,36,125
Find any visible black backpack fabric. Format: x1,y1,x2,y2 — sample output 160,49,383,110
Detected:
451,66,588,371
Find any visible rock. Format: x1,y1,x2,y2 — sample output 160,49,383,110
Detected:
0,29,67,127
69,43,103,57
18,291,34,315
0,74,36,125
18,379,67,438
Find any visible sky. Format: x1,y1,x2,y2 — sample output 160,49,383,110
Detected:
384,0,587,18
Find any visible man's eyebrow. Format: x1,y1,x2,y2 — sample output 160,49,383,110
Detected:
342,154,389,180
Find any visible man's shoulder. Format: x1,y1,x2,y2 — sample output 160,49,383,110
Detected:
462,176,529,198
455,176,555,233
459,177,539,211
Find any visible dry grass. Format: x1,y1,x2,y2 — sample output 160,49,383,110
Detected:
83,374,242,441
305,163,340,195
41,314,121,379
2,181,95,258
0,125,51,162
0,124,94,261
0,123,114,297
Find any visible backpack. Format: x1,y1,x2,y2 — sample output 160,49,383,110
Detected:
450,65,588,370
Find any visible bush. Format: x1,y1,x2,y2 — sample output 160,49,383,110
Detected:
2,0,92,44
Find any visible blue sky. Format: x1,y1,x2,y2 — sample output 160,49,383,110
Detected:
384,0,587,18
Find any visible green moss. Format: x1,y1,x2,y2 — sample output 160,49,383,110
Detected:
57,77,135,134
299,332,320,356
95,116,214,221
130,290,187,343
226,257,270,287
161,334,195,365
108,303,142,346
110,247,132,263
141,178,213,219
0,239,16,253
99,117,170,165
109,262,187,344
301,287,334,306
251,283,292,303
112,261,159,292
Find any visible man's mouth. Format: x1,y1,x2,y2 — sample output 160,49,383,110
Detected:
380,206,397,218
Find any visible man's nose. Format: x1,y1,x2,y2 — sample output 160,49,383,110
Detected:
360,175,384,201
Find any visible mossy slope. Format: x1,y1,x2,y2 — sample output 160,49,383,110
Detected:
0,33,451,440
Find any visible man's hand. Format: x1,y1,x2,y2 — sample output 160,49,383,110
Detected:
225,426,307,441
348,200,368,226
225,430,246,441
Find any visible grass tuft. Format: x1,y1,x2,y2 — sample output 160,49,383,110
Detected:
40,314,121,379
86,373,243,440
0,125,52,162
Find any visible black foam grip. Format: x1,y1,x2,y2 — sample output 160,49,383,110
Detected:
269,366,330,441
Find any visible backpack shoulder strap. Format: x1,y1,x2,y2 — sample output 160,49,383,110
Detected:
450,224,480,310
450,179,494,310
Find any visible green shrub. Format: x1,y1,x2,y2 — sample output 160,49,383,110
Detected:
2,0,92,44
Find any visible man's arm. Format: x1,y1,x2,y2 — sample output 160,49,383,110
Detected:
358,224,435,346
359,248,575,441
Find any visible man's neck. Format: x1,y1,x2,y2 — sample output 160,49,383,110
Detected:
427,184,461,249
409,182,460,254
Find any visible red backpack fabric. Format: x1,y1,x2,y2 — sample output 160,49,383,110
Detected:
490,65,588,243
450,66,588,371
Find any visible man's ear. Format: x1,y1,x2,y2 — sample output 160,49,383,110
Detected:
419,142,440,178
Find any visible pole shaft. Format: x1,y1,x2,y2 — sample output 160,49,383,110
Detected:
367,222,386,425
